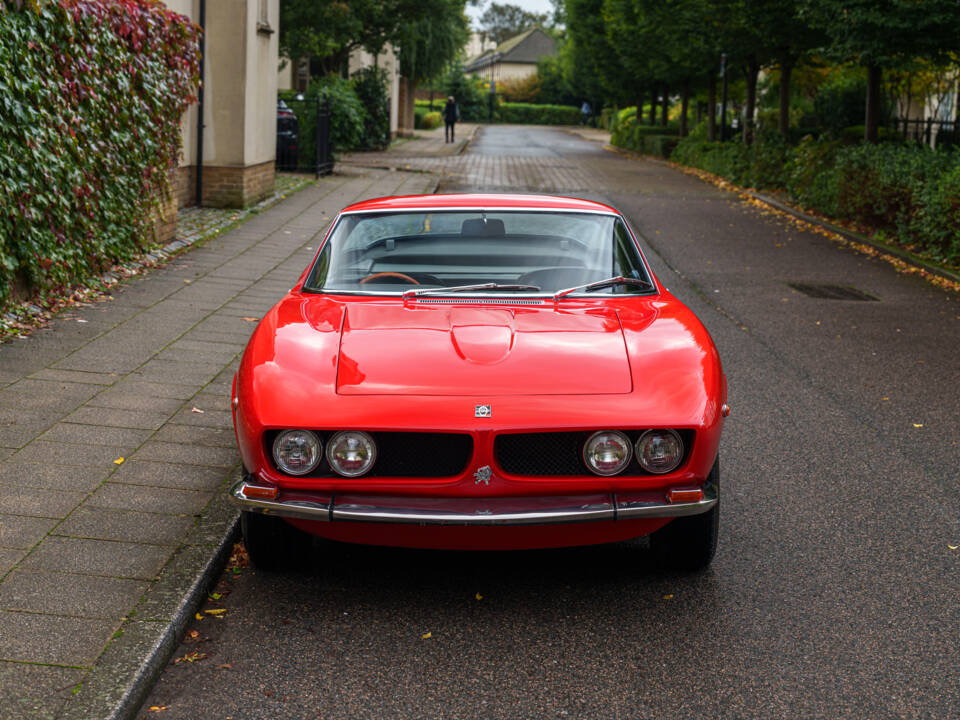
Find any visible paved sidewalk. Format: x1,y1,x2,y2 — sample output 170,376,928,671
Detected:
0,166,436,719
341,122,479,166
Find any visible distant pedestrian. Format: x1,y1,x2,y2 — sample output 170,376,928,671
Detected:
443,96,459,143
580,100,592,126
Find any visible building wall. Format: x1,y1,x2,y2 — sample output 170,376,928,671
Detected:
494,62,538,82
348,46,400,138
165,0,277,209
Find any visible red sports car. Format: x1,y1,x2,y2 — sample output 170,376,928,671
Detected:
230,194,728,570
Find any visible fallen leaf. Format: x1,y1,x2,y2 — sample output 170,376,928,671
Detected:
188,630,199,639
195,613,204,621
147,707,167,713
173,651,208,664
881,397,889,401
948,544,958,551
242,317,258,322
205,608,226,616
475,592,483,600
209,592,222,600
183,279,191,284
76,318,88,323
191,407,204,414
217,663,232,670
663,594,675,600
113,457,124,465
913,423,923,428
421,632,432,640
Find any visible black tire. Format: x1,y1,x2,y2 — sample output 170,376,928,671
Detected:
650,457,719,571
241,511,311,571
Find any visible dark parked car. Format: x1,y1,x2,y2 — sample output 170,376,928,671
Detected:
276,100,299,171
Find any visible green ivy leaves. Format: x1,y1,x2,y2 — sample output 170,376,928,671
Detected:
0,0,200,306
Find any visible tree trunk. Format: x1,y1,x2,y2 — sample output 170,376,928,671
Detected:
649,86,657,125
680,81,690,137
778,60,792,139
743,59,759,144
865,64,882,143
707,73,717,141
660,84,668,126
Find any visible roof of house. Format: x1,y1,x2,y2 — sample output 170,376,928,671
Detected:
463,28,556,73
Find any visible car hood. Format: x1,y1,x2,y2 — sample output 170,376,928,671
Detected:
335,303,632,395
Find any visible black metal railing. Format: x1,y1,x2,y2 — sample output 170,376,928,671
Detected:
889,117,959,148
276,94,333,177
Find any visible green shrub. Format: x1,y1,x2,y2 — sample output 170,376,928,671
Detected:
496,102,581,125
421,111,443,130
280,76,366,162
913,157,960,261
0,0,200,306
351,67,390,151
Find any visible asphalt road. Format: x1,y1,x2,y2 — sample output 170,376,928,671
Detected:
140,126,960,719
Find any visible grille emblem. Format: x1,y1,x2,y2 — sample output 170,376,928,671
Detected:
475,404,492,418
473,466,492,485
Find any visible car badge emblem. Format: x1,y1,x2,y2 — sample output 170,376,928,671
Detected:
475,404,492,418
473,466,492,485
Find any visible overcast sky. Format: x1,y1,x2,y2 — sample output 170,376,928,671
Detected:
465,0,557,29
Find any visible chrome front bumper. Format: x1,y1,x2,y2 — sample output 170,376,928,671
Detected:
229,478,717,527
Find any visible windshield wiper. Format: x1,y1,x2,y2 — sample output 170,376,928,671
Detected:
553,275,655,301
403,283,541,299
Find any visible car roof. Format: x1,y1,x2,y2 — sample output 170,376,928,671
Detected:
340,194,620,214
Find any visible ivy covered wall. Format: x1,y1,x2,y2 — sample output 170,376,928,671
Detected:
0,0,200,307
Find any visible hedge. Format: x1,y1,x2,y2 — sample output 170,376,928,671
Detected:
0,0,200,307
672,133,960,265
415,99,581,126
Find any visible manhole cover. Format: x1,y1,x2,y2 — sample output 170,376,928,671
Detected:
787,283,879,301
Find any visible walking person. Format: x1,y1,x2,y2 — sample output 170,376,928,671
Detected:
443,95,459,143
580,100,592,126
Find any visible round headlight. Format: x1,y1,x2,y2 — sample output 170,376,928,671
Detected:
272,430,322,476
326,431,377,477
635,429,684,474
582,431,632,476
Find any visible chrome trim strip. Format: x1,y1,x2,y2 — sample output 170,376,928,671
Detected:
230,480,717,526
336,207,621,217
615,482,718,519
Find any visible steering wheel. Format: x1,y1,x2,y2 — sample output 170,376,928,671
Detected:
358,272,420,285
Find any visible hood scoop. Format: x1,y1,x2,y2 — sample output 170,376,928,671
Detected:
336,305,632,396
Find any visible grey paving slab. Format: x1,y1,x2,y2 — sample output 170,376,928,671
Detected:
55,507,193,546
0,461,111,492
132,441,237,470
28,369,120,386
0,661,84,720
0,569,148,619
149,424,237,448
0,379,101,413
168,407,233,429
105,380,199,401
109,460,230,492
155,344,241,365
13,440,130,469
0,548,26,577
87,483,213,516
0,409,63,449
0,486,85,519
0,610,118,666
0,448,11,462
66,407,169,431
38,422,153,448
184,393,231,413
83,390,186,415
0,515,57,550
131,359,222,387
21,537,171,580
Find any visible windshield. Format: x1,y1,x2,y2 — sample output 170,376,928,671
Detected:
303,210,654,295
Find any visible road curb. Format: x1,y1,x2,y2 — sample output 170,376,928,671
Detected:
746,190,960,286
60,478,241,720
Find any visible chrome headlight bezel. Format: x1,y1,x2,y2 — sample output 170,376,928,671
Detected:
635,429,684,474
582,430,633,476
272,429,323,476
326,430,377,477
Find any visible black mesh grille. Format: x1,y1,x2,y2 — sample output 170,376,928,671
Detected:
368,432,473,477
494,431,693,477
268,431,473,478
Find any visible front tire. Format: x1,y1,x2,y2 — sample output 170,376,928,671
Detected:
650,457,719,571
241,511,310,571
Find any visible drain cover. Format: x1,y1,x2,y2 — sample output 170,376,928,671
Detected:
787,283,879,301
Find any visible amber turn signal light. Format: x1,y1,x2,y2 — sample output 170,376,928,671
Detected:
241,483,279,500
667,488,703,504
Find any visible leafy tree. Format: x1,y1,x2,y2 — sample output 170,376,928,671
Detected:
800,0,960,141
395,1,470,84
478,2,549,45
